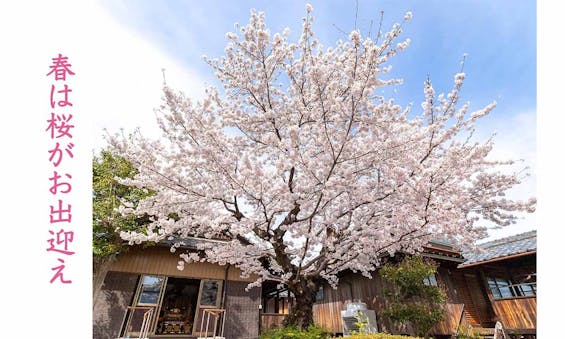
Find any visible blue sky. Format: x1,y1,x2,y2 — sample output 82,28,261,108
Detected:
101,0,536,117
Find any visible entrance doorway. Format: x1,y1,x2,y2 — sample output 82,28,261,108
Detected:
120,275,223,337
155,278,200,335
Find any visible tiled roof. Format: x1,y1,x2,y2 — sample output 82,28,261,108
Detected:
161,235,228,249
459,230,536,267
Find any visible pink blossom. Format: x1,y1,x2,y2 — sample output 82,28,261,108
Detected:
109,8,535,289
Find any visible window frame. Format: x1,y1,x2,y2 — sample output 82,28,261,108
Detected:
487,276,537,300
136,275,166,306
423,274,438,286
196,279,223,308
315,286,324,302
122,275,167,337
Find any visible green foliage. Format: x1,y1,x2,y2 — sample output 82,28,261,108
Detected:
93,149,153,258
258,324,421,339
342,334,421,339
352,310,370,334
379,256,447,338
260,325,330,339
455,325,481,339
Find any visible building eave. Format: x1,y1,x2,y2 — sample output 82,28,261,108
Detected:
458,250,536,268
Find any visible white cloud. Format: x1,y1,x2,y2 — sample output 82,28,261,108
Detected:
87,3,207,149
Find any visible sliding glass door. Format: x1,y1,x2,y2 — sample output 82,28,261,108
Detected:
122,275,165,337
121,275,224,337
193,280,223,336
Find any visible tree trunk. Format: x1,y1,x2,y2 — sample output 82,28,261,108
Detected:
284,277,320,329
93,254,116,303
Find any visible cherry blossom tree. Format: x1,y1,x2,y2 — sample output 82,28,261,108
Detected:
109,5,535,328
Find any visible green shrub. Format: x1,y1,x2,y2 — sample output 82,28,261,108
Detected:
342,334,421,339
259,326,422,339
379,256,447,338
260,325,330,339
455,325,481,339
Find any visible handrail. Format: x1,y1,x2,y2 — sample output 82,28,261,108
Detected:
139,308,154,339
199,308,226,338
124,306,155,339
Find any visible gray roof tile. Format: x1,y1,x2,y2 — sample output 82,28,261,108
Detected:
460,230,536,266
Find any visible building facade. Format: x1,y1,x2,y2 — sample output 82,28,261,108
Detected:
93,240,261,339
93,231,536,339
455,231,536,338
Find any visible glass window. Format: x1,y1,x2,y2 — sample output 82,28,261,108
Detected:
497,279,513,298
316,287,324,302
519,284,536,297
515,273,536,297
488,278,503,299
138,276,165,305
423,274,438,286
487,277,536,299
122,275,165,337
487,277,514,299
200,280,219,306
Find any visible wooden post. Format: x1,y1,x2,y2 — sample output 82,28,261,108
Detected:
275,289,280,313
478,267,498,324
258,303,263,336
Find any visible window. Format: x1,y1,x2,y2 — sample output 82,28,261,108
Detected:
488,277,513,299
487,277,537,299
517,283,536,297
515,273,537,297
122,275,166,337
199,280,220,306
315,286,324,302
138,275,165,305
423,274,438,286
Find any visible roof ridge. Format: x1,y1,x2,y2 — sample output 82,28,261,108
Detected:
478,230,536,249
459,230,536,267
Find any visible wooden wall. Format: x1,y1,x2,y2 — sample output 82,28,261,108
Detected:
312,274,388,334
430,303,464,335
451,270,495,327
261,314,286,330
492,297,536,330
312,281,352,333
110,246,255,282
436,266,463,303
311,269,464,336
454,254,537,330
